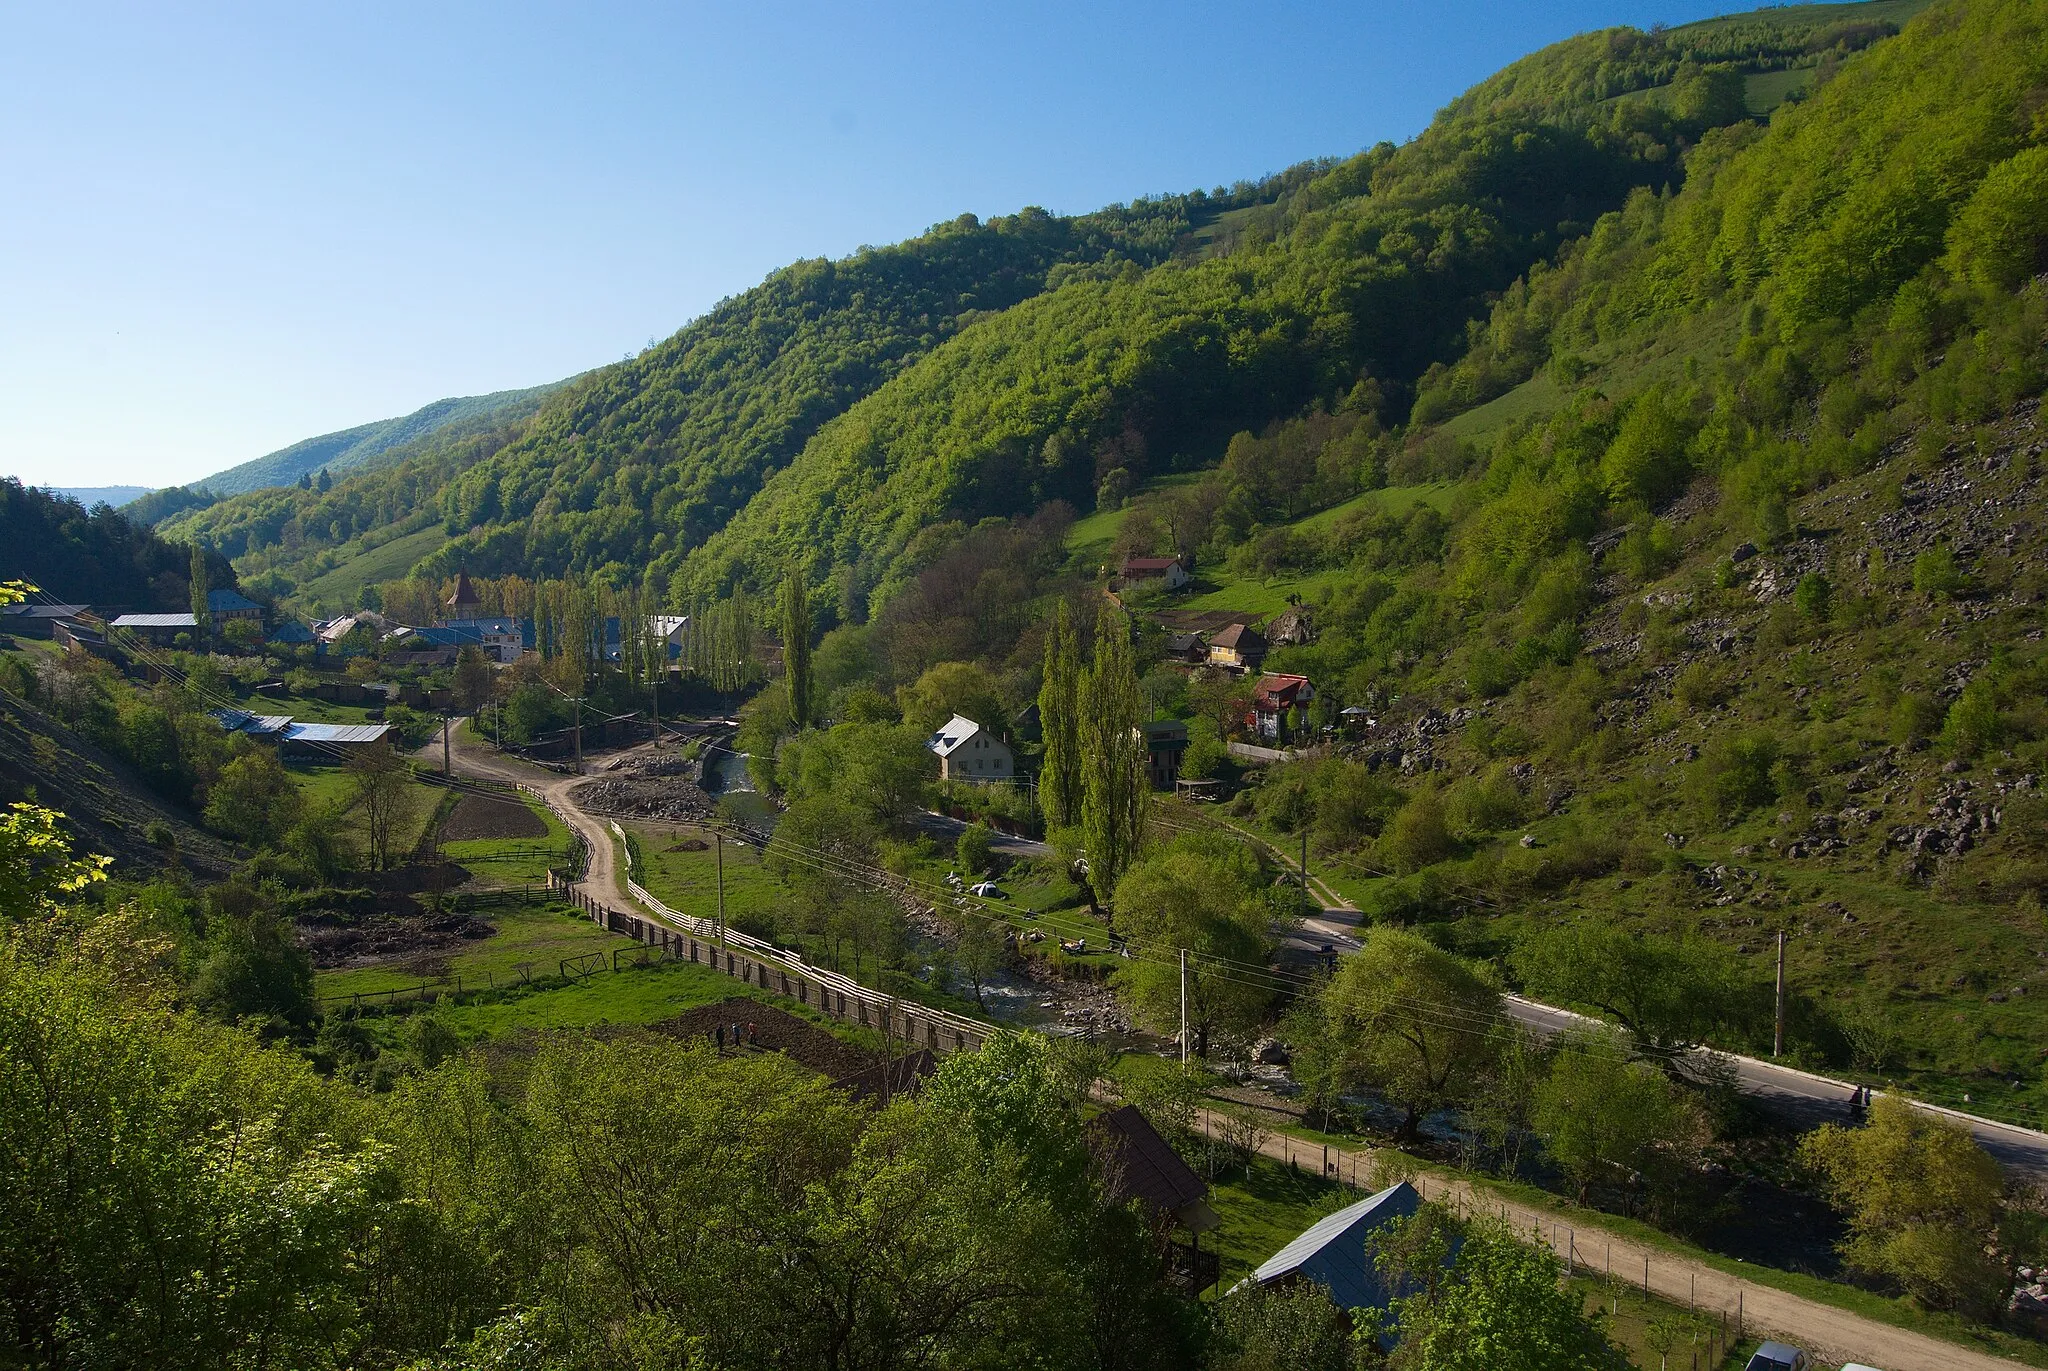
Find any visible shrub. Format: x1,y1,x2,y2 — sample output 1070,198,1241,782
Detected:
1686,732,1779,826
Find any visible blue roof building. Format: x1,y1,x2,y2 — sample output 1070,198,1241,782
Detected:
1237,1181,1424,1315
268,620,317,645
206,588,263,617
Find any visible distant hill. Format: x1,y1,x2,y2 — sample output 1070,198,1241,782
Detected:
189,381,568,498
37,485,150,507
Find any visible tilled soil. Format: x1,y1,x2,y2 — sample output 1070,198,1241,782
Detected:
441,793,548,841
646,999,873,1078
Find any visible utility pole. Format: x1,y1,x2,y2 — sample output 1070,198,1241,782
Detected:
442,714,451,777
715,831,726,945
572,696,584,774
1301,828,1309,897
1179,947,1189,1066
651,671,660,750
1774,931,1788,1058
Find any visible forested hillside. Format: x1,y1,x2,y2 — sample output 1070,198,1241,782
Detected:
0,479,235,612
188,379,567,499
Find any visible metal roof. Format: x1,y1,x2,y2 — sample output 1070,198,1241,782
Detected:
1242,1181,1421,1311
210,709,293,736
1087,1105,1208,1214
283,722,392,745
926,714,987,757
110,613,198,628
1,603,87,619
206,588,262,613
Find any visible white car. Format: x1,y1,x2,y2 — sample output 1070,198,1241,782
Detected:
968,881,1007,899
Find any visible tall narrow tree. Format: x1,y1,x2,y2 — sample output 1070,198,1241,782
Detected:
1038,601,1082,828
187,545,211,638
1081,601,1147,915
781,567,815,728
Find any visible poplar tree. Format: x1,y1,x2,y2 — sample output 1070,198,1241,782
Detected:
1038,601,1082,827
780,567,814,728
188,545,211,637
1080,601,1147,914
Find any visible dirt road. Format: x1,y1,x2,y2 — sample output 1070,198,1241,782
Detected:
1217,1113,2022,1371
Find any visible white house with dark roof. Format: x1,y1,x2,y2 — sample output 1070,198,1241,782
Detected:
926,714,1014,783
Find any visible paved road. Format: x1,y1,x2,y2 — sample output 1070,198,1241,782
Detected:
1207,1108,2023,1371
1205,808,2048,1180
914,808,1053,860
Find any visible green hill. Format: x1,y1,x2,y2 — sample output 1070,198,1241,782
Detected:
188,381,568,499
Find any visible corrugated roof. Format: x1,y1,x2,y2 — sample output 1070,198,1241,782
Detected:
283,722,392,745
206,588,262,613
111,613,198,628
1244,1181,1421,1311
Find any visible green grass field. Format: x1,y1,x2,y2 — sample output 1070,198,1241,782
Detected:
407,958,794,1041
299,524,448,610
315,901,629,999
627,822,786,931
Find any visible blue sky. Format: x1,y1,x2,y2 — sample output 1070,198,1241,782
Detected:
2,1,1752,490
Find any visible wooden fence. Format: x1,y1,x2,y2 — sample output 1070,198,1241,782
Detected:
548,871,990,1055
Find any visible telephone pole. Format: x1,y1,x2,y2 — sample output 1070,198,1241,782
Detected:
1179,947,1189,1066
1774,931,1788,1058
715,831,726,945
572,696,584,774
442,714,451,777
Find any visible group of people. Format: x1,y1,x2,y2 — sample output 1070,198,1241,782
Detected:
714,1020,759,1051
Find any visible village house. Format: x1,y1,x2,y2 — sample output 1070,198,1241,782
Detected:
1250,672,1316,743
1142,718,1189,790
206,588,265,624
1164,631,1207,665
0,602,89,639
1119,555,1190,592
108,611,198,644
1234,1181,1422,1327
1206,622,1266,673
420,616,525,663
926,714,1015,782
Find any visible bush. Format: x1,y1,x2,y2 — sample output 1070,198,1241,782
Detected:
1912,546,1970,599
1686,732,1779,826
1941,679,2004,759
1380,791,1454,874
955,822,996,877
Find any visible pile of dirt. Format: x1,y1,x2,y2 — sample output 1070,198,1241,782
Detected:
570,756,716,822
649,999,872,1078
441,793,548,841
296,907,496,968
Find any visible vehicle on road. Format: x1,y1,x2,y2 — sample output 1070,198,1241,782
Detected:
1744,1342,1808,1371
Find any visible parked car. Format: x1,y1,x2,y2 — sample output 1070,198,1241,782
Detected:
1744,1343,1808,1371
968,882,1007,899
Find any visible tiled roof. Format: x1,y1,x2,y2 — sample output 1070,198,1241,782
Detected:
1210,623,1265,651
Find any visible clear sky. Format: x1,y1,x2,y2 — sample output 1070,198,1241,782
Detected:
2,0,1751,491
